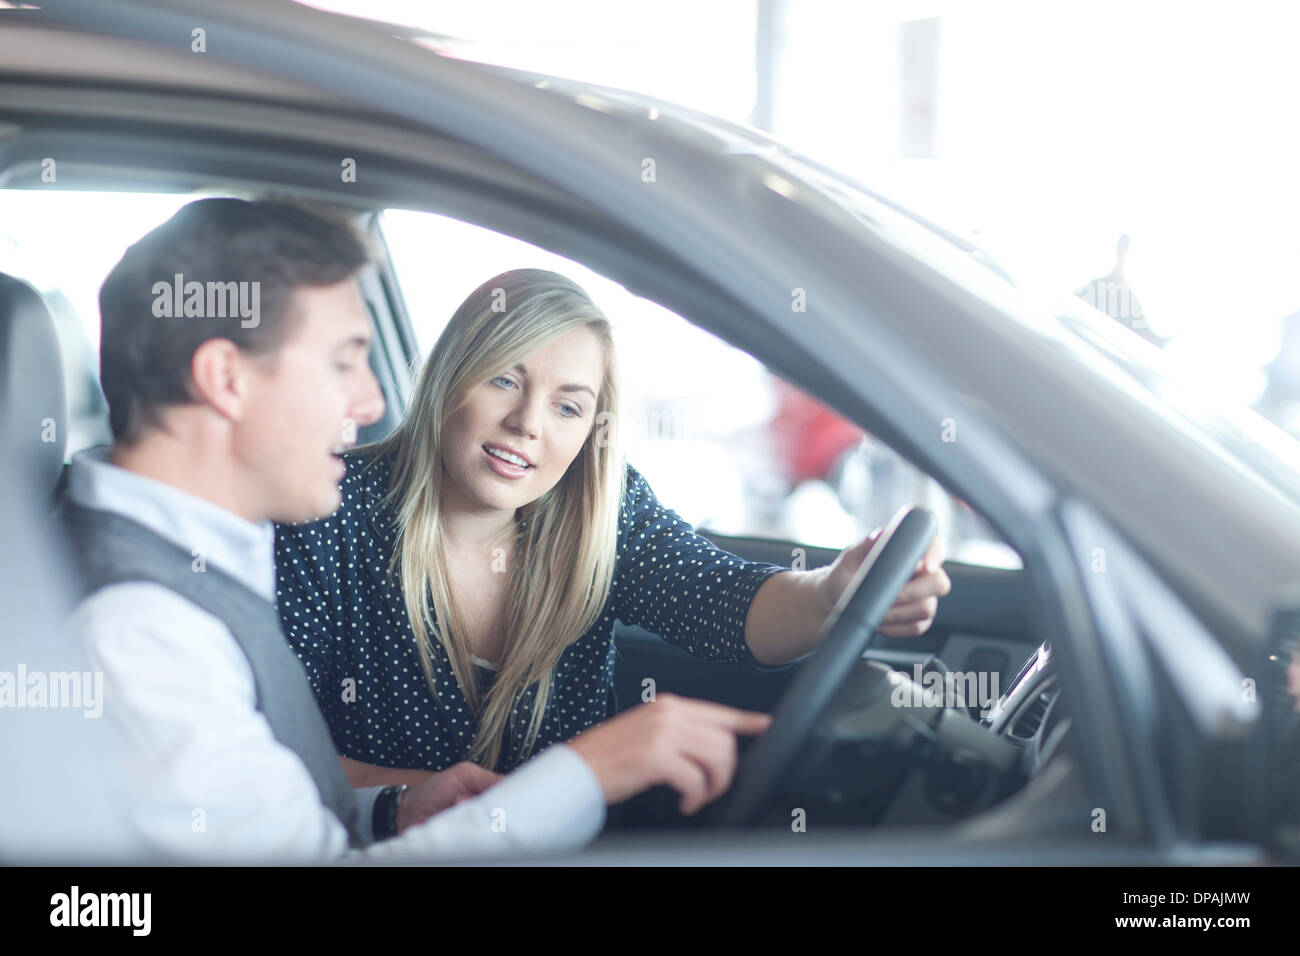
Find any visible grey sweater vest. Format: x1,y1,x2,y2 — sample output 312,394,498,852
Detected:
57,500,365,849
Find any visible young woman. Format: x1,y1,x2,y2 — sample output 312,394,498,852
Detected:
275,268,949,805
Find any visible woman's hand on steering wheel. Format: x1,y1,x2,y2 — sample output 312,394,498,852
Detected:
820,529,951,638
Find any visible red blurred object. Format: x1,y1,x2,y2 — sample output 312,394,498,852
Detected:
768,379,866,485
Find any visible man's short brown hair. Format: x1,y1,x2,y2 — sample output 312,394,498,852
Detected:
99,198,372,444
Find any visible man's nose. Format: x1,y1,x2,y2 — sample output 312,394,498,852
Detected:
350,365,386,429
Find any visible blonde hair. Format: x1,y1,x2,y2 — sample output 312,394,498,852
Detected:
368,269,624,770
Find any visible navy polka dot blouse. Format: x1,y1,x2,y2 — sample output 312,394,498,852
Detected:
274,448,789,773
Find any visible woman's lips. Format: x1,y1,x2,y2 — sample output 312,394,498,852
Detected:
482,445,532,479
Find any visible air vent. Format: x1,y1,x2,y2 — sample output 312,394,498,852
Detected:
1010,690,1054,740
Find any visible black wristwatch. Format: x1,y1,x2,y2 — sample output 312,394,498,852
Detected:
373,784,409,841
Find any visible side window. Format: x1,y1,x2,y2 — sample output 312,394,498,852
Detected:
382,209,1021,568
0,189,203,457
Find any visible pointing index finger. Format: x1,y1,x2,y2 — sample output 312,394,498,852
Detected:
682,698,773,735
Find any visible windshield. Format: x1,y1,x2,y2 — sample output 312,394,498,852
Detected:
778,152,1300,509
1050,294,1300,508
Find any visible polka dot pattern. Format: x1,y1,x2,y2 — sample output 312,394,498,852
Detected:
274,449,788,773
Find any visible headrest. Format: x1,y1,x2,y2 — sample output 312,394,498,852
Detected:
0,273,67,496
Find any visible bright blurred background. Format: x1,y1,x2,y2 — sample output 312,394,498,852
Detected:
312,0,1300,411
322,0,1300,563
7,0,1300,568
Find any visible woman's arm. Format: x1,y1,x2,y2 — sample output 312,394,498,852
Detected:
613,466,950,668
609,466,788,666
340,755,436,788
744,531,949,665
743,566,834,666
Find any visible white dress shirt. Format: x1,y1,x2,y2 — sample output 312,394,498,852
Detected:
66,448,606,862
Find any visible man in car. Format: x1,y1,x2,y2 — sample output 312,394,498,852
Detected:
56,197,772,861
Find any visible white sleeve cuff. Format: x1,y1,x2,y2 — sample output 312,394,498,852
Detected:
366,743,606,860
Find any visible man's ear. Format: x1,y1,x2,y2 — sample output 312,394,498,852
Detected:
189,337,248,423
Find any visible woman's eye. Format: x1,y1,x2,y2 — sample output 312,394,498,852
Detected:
490,376,516,389
557,403,581,419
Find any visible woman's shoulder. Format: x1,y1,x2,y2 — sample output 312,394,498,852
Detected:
337,445,400,545
617,461,678,531
340,445,397,503
619,461,653,514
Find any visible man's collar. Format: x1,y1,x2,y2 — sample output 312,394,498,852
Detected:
65,447,277,601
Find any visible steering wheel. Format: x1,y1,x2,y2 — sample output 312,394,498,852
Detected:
713,505,940,827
